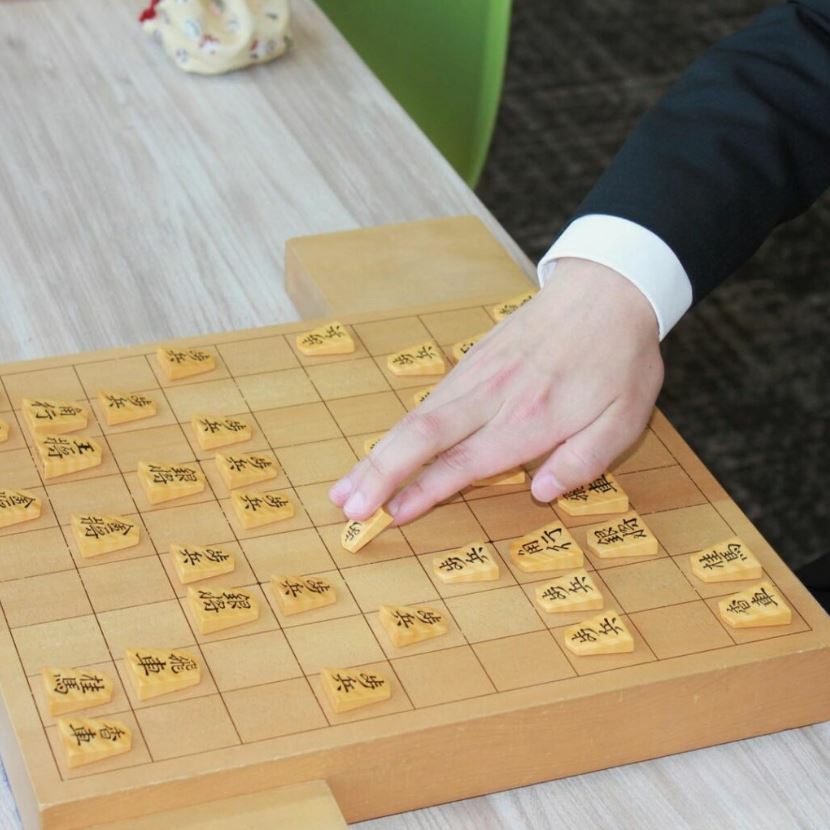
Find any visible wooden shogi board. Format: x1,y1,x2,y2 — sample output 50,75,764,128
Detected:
0,298,828,829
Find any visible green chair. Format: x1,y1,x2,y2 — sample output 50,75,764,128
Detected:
315,0,512,187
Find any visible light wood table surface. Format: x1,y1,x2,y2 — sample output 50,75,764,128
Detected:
0,1,827,828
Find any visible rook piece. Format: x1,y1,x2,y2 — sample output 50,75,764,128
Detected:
138,461,205,504
171,543,235,584
42,667,114,716
491,290,537,321
22,398,88,436
272,575,337,616
509,521,583,572
387,341,445,376
125,648,201,700
451,332,487,362
378,603,448,647
35,434,103,480
296,321,355,356
691,536,763,583
341,507,394,552
321,667,391,713
564,610,634,655
585,511,658,559
718,581,792,628
192,414,251,451
556,472,628,516
57,716,131,769
232,490,294,529
535,569,604,614
70,513,139,559
97,390,157,426
188,586,260,634
215,452,278,490
412,386,436,406
156,346,215,380
472,468,526,487
363,433,386,456
433,542,499,583
0,489,41,529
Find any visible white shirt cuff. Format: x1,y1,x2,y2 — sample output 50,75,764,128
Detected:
536,214,693,340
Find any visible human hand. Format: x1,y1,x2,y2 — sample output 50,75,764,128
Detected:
329,258,664,525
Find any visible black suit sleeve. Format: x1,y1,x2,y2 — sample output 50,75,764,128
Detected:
574,0,830,302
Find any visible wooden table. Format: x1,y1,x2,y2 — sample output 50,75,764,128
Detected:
0,1,827,827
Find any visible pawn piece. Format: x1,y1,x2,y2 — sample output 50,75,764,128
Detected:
535,569,604,614
296,321,355,356
433,542,499,583
192,414,251,452
188,586,260,634
171,543,235,584
70,513,140,559
556,472,629,517
378,603,448,648
363,433,386,456
472,468,526,487
35,435,103,480
0,489,41,529
509,521,583,573
412,386,436,406
215,452,278,490
451,332,487,362
125,648,201,700
138,461,205,505
718,581,792,628
156,346,215,380
387,341,446,376
491,290,537,322
691,536,763,583
321,666,391,714
272,575,337,616
585,511,658,559
57,716,131,769
564,610,634,655
42,667,114,716
0,418,8,443
22,398,88,436
341,507,394,553
232,490,295,529
98,390,157,426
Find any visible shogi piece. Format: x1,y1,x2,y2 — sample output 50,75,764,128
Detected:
472,468,526,487
387,341,446,376
296,321,355,356
215,452,278,490
321,667,391,714
718,581,792,628
451,332,487,362
491,290,537,321
42,667,114,716
125,648,201,701
0,418,8,443
137,461,205,504
156,346,215,380
564,611,634,655
556,472,628,517
171,543,235,584
412,386,436,406
272,575,337,616
691,536,763,583
535,570,604,614
585,511,658,559
70,513,140,559
232,490,295,529
188,587,260,634
363,433,386,455
433,542,499,583
35,435,103,480
378,604,448,648
57,716,131,769
341,507,394,553
0,489,41,529
509,522,583,573
22,398,88,436
192,414,251,451
97,390,157,426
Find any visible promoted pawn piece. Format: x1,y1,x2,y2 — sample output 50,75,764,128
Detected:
188,586,260,634
125,648,201,700
42,667,114,716
691,536,763,583
585,511,658,559
57,716,131,769
378,603,448,648
35,434,103,480
718,581,792,628
22,398,88,436
341,507,394,553
272,575,337,616
433,542,500,583
412,386,436,406
451,332,487,362
0,418,8,443
535,570,604,614
192,414,251,451
321,666,391,714
491,290,537,321
363,433,386,456
556,472,629,516
215,452,278,490
564,610,634,655
387,341,446,376
509,521,583,572
0,489,41,529
138,461,205,504
156,346,215,380
98,390,157,426
232,490,294,529
171,543,235,584
472,468,526,487
296,321,355,356
70,513,140,559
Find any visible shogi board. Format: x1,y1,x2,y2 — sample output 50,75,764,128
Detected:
0,298,827,829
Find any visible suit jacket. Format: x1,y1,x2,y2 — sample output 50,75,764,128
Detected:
575,0,830,302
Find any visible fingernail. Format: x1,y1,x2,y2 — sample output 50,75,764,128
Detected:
387,492,404,517
329,477,353,502
343,491,366,517
531,473,565,503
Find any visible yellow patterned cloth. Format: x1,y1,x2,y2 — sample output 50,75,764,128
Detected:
141,0,291,75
